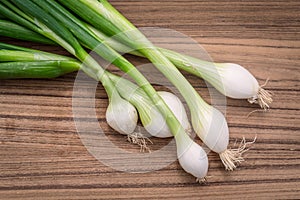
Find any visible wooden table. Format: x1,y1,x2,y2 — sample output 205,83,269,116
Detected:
0,0,299,199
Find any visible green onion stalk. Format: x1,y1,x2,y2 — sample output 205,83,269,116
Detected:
0,42,200,178
0,43,190,142
0,43,79,79
1,0,209,179
0,45,74,62
0,16,272,110
87,27,273,110
58,0,247,170
0,19,54,44
0,60,79,79
0,23,190,139
26,0,193,139
0,0,139,138
28,0,188,137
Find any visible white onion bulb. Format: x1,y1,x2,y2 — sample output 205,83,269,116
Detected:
191,101,251,171
106,95,138,135
217,63,259,99
176,132,208,180
191,105,229,153
142,91,191,138
207,63,273,109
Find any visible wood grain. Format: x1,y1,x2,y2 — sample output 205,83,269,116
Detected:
0,0,299,199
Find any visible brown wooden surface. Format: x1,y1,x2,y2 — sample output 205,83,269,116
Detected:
0,0,300,199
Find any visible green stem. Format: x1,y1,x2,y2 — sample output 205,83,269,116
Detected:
0,19,54,44
0,1,74,54
0,49,74,62
88,25,223,102
84,0,210,112
5,0,118,100
34,0,187,137
0,60,80,79
0,10,223,95
0,44,151,107
3,0,194,138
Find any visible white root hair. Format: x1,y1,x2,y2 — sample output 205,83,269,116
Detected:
127,132,153,153
246,109,266,118
219,136,257,171
196,177,207,184
248,78,273,110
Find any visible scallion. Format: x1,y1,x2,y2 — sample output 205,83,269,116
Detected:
2,0,209,179
85,19,273,110
0,60,79,79
61,0,242,170
0,19,54,44
1,0,139,136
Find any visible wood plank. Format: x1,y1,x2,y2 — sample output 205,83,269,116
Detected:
0,0,299,199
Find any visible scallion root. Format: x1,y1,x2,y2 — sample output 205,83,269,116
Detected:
248,79,273,110
219,136,257,171
196,177,207,184
127,132,153,152
246,109,265,118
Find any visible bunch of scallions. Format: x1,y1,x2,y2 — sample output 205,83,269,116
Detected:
0,0,271,181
